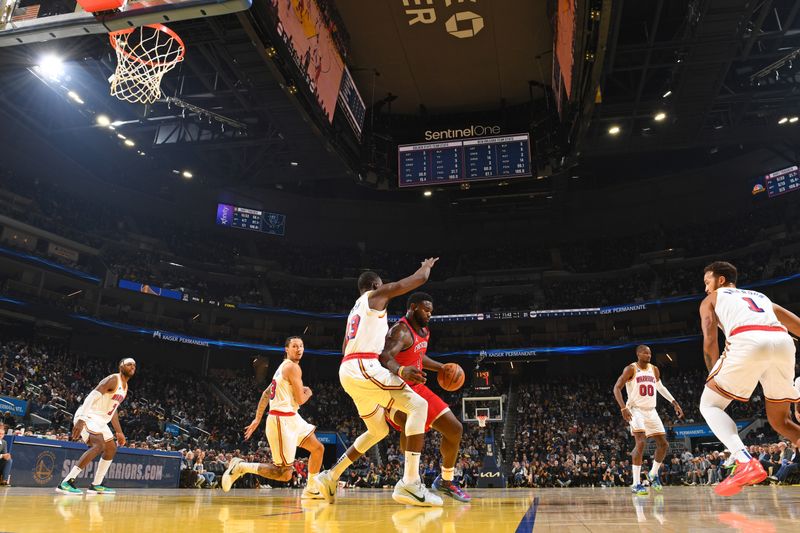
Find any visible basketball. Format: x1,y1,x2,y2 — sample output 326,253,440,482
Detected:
438,363,465,391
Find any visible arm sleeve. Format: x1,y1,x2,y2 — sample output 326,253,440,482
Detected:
655,380,675,403
76,390,102,418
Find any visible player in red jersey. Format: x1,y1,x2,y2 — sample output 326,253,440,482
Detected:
383,292,471,502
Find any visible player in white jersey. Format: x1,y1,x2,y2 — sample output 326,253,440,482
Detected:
56,357,136,495
613,345,683,495
699,261,800,496
221,336,325,498
315,258,443,507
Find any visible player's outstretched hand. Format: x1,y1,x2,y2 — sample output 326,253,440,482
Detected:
71,420,85,441
401,366,426,385
243,419,260,441
421,257,439,269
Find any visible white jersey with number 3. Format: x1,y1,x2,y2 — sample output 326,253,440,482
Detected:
76,374,127,424
343,290,389,357
625,364,658,410
715,288,782,337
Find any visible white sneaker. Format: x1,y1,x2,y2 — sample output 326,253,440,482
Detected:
301,478,325,500
314,471,337,503
220,457,243,492
392,479,443,507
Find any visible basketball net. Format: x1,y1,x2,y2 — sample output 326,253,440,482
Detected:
477,415,487,428
109,24,185,104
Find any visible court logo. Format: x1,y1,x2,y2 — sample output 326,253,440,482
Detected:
402,0,485,39
33,451,57,485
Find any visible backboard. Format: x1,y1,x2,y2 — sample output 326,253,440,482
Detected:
0,0,251,47
462,396,503,424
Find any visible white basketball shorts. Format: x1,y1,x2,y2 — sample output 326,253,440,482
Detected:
74,413,114,443
628,407,665,437
339,357,421,418
707,330,798,403
265,411,315,466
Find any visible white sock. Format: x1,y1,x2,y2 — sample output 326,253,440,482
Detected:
237,462,261,475
632,464,641,485
649,461,662,478
700,388,751,463
92,459,113,485
403,451,421,484
63,466,82,484
441,467,455,482
329,454,353,481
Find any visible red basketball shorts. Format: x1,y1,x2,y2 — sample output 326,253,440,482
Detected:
386,384,450,432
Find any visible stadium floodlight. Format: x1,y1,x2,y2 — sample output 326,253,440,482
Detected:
182,170,193,179
290,161,299,166
124,139,135,147
662,90,672,98
96,115,111,127
654,112,667,122
608,125,621,135
779,117,789,124
36,55,64,80
790,116,799,123
67,91,84,104
423,190,432,197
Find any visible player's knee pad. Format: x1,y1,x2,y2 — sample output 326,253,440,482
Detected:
700,386,731,411
405,395,428,436
353,412,389,453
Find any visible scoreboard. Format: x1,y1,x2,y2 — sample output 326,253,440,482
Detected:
398,133,532,187
215,204,286,236
764,166,800,198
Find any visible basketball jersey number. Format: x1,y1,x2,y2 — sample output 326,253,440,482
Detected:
346,315,361,341
269,379,277,400
639,384,654,397
107,403,118,416
742,297,766,313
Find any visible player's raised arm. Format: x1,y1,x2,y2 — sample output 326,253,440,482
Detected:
613,365,635,421
700,295,720,371
284,361,312,406
379,322,426,384
773,303,800,337
368,257,438,311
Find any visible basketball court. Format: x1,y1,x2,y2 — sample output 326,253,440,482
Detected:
2,486,799,532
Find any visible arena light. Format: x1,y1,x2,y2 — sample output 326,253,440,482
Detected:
116,133,126,140
35,55,64,80
290,161,299,166
779,117,789,124
654,112,667,122
608,125,621,135
124,139,135,147
96,115,111,127
662,90,672,98
182,170,193,179
423,190,432,197
67,91,84,104
790,116,799,123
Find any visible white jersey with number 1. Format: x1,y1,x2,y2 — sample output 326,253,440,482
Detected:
343,290,389,357
625,363,658,410
715,287,783,336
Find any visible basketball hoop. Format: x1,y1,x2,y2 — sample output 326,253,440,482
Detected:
109,24,185,104
477,415,488,428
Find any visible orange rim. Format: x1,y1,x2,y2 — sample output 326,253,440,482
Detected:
109,24,185,68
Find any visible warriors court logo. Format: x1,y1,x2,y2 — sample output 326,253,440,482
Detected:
402,0,485,40
33,451,56,485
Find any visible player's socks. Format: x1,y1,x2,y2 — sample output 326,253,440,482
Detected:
403,451,421,484
93,459,113,486
329,453,353,481
649,461,661,479
700,389,750,461
236,462,262,475
632,465,641,486
62,466,83,486
441,467,455,482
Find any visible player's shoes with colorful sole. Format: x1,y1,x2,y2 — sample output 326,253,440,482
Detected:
431,475,471,502
714,458,767,496
55,479,82,495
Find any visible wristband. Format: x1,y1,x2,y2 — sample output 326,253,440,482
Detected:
397,366,405,377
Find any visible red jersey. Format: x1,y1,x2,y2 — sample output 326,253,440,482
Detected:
394,317,429,384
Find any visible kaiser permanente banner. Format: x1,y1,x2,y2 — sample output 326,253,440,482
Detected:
7,436,181,488
0,396,28,417
671,420,751,439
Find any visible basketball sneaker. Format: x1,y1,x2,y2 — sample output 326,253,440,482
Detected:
220,457,243,492
55,479,82,495
392,479,443,507
313,470,337,503
714,458,767,497
647,472,663,492
301,478,325,500
431,475,471,502
87,485,115,494
633,483,649,496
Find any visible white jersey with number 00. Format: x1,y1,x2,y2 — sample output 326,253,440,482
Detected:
715,287,782,337
343,290,389,357
76,374,127,424
268,359,298,413
625,363,658,410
